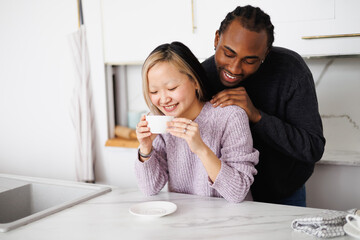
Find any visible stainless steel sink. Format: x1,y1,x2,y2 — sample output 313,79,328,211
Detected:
0,174,111,232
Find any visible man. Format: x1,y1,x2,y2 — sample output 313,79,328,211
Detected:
202,5,325,206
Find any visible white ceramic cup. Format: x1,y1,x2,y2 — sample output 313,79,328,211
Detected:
346,214,360,231
146,115,174,134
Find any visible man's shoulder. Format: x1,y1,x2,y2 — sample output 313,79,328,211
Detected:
270,47,302,60
267,47,310,75
270,47,305,65
201,55,215,70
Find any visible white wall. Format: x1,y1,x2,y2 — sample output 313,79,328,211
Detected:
0,0,109,182
0,0,79,180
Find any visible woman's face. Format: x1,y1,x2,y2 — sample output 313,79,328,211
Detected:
214,20,268,87
148,61,201,119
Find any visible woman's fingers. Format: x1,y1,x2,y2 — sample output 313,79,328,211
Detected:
168,118,195,134
136,118,153,140
167,118,197,138
167,118,205,154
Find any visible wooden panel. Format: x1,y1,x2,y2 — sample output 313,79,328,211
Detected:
105,137,139,148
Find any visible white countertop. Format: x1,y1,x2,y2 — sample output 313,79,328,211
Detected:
0,188,355,240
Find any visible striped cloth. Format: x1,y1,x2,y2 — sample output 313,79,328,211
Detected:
291,209,358,238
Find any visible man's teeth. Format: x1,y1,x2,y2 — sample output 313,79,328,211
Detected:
164,104,176,110
225,72,236,79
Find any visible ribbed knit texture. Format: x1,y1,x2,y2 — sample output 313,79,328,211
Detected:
135,102,259,203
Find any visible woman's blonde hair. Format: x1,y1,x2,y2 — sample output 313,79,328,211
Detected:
142,42,210,115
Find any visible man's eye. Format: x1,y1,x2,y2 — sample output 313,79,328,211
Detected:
224,52,235,58
243,58,259,65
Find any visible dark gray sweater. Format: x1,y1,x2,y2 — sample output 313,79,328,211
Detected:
202,47,325,203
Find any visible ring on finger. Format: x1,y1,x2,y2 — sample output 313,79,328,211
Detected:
183,128,187,134
186,120,192,128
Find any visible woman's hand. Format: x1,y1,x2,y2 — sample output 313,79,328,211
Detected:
136,115,157,158
167,118,206,155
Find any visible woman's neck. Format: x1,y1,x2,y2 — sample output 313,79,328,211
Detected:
182,100,205,121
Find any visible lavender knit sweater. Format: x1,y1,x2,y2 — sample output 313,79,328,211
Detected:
135,102,259,203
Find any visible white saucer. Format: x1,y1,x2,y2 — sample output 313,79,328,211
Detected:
344,223,360,239
129,201,177,218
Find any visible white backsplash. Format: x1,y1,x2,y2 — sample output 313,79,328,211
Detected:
305,57,360,155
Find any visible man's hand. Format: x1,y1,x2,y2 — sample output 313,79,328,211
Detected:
210,87,262,123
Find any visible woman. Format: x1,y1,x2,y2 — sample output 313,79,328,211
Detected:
135,41,258,203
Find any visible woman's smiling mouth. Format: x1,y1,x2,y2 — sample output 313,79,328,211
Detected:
163,104,178,112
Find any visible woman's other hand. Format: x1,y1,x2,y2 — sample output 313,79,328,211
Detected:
167,118,206,155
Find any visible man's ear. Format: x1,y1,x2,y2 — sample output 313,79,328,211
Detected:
214,30,220,50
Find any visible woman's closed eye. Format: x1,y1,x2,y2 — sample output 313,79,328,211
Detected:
168,86,178,91
149,91,158,95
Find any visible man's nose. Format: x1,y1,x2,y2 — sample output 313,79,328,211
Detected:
228,58,244,75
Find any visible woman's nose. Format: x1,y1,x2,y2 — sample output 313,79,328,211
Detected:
159,93,171,104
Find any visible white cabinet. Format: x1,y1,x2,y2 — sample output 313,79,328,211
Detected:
192,0,360,57
102,0,194,64
97,147,138,188
273,0,360,56
102,0,360,63
306,163,360,211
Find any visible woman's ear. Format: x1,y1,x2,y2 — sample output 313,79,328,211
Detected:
193,80,200,90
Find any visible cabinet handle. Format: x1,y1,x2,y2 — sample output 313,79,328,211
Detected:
191,0,197,33
302,33,360,40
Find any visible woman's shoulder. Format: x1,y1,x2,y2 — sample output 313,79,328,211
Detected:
202,102,248,121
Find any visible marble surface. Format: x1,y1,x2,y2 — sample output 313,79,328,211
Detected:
320,150,360,166
307,57,360,168
0,188,355,240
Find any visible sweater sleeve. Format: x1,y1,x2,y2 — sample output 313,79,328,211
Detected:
211,107,259,203
135,135,168,196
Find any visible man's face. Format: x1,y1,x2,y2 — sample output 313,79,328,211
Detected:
214,20,269,87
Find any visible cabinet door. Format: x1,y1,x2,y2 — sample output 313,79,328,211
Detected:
274,0,360,56
102,0,193,64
